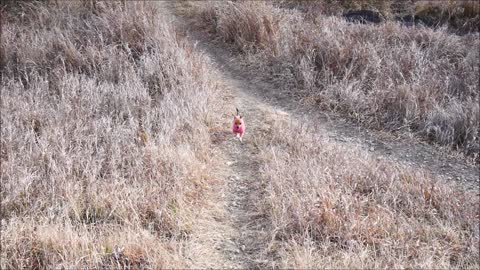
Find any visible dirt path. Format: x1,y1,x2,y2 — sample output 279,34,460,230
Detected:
156,4,278,268
181,86,279,269
158,2,479,269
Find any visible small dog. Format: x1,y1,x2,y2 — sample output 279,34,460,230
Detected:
232,108,245,142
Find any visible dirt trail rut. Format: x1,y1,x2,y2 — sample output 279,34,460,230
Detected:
182,88,276,268
158,2,479,269
156,5,277,268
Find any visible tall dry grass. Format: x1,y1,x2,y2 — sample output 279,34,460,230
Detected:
257,113,479,268
413,1,479,33
280,0,480,33
1,1,219,268
191,1,479,160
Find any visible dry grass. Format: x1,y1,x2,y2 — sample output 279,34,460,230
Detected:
414,1,479,33
190,1,479,161
256,113,479,268
174,1,480,267
281,0,480,33
2,1,478,268
1,1,220,268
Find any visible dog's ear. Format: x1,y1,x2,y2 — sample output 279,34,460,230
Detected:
239,115,243,119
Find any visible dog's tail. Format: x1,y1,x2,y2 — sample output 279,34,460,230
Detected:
236,107,240,116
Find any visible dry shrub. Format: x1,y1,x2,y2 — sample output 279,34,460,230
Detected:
258,118,479,268
200,1,289,57
192,1,479,160
1,1,218,268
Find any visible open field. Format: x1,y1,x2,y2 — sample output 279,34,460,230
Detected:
1,1,479,269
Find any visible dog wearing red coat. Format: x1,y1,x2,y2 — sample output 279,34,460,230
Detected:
232,108,245,142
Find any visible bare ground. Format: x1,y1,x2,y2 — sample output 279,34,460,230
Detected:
181,85,280,269
158,3,479,269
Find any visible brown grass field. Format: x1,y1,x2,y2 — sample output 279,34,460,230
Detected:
257,115,479,268
1,0,479,269
1,1,222,268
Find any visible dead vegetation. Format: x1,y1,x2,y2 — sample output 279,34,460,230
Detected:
173,1,480,268
256,114,479,268
2,1,479,268
281,0,480,34
189,1,479,161
1,1,220,268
